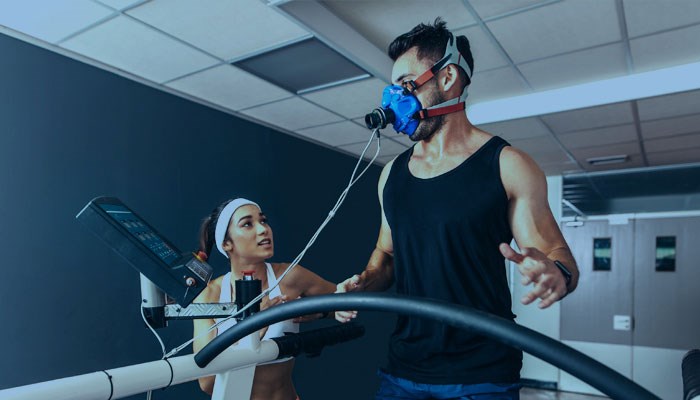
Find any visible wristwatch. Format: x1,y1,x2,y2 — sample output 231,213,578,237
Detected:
554,260,573,290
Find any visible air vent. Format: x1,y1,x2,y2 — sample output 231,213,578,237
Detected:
232,37,370,94
586,155,629,166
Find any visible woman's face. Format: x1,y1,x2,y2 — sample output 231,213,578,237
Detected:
224,204,274,261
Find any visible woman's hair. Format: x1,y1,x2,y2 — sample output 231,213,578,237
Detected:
198,199,234,257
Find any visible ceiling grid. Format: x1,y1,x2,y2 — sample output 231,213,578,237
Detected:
1,0,699,174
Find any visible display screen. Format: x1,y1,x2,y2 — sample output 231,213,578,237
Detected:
593,237,612,271
98,203,180,265
655,236,676,272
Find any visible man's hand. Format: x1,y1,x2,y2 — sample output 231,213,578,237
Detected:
499,243,567,309
335,275,361,322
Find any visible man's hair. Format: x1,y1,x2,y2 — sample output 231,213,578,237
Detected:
388,18,474,86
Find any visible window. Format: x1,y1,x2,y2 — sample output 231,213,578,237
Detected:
655,236,676,272
593,238,612,271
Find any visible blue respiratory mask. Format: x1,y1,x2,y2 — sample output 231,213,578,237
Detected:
364,32,473,136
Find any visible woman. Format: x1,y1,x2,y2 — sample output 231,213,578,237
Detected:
193,197,336,400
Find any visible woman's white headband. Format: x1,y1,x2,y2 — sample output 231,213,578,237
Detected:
214,198,260,258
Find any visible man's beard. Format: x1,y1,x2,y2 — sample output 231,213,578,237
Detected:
408,82,447,142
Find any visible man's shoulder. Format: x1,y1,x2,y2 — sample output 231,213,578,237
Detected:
500,145,539,172
499,145,546,197
379,152,404,185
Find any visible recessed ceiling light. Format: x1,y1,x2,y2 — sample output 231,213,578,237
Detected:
586,155,629,166
232,37,371,94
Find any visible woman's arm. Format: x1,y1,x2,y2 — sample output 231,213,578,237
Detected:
192,281,221,395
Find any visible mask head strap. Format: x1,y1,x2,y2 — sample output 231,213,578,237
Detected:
405,32,472,95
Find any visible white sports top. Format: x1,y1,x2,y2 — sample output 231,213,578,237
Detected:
214,263,299,363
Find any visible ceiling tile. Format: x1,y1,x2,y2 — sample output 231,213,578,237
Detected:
558,124,638,150
646,147,700,166
529,150,573,165
570,142,642,162
468,0,551,19
486,0,620,63
296,121,374,147
637,89,700,121
322,0,476,52
302,77,387,119
61,16,219,83
377,154,400,165
166,64,291,111
338,136,408,159
630,24,700,72
540,102,634,134
540,160,583,176
240,97,343,131
519,43,629,91
0,0,113,43
477,117,551,141
623,0,700,38
96,0,143,10
509,135,563,155
127,0,309,60
467,66,530,103
644,132,700,153
452,25,510,72
640,114,700,140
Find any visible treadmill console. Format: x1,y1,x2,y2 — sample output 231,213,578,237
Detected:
76,197,213,306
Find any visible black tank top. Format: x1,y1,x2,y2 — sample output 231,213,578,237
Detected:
383,135,522,385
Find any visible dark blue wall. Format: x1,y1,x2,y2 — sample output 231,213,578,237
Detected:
0,32,393,399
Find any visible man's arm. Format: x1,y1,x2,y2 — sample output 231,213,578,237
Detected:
500,147,580,309
336,159,396,321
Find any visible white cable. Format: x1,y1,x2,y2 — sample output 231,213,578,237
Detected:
140,304,166,400
163,130,382,358
140,303,166,358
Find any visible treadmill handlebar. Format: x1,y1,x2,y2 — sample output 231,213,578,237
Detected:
272,322,365,359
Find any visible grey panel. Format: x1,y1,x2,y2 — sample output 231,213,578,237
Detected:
561,220,634,345
233,37,369,93
633,217,700,350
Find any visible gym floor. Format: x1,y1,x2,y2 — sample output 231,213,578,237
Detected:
521,388,608,399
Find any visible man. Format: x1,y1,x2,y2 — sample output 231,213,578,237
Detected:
336,18,579,400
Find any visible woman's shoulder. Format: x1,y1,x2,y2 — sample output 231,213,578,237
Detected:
194,274,225,303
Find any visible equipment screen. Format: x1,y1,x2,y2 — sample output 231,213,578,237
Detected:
98,203,180,265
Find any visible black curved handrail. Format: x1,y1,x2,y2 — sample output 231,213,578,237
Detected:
195,293,660,400
684,349,700,400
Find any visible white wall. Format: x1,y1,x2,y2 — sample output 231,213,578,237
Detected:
510,175,562,383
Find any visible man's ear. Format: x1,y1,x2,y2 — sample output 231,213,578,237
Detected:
440,64,460,93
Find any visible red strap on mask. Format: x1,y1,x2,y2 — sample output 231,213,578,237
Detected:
417,102,466,119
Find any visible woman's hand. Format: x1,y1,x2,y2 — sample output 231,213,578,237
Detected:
335,275,361,322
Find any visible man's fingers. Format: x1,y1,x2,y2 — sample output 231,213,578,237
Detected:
336,275,362,293
538,288,564,309
499,243,524,263
335,310,357,323
521,281,551,305
517,262,539,286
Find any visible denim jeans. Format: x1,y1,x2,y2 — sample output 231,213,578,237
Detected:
375,369,521,400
